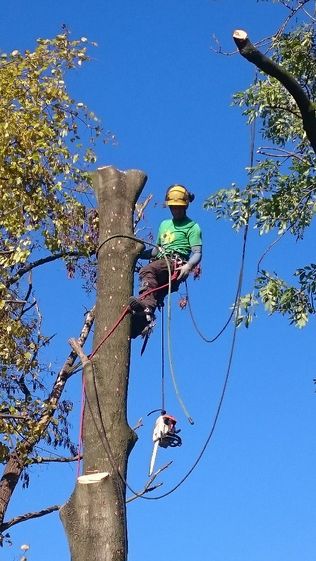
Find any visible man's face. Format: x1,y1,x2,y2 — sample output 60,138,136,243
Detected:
169,205,187,220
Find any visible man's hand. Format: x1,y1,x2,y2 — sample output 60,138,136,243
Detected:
177,263,191,281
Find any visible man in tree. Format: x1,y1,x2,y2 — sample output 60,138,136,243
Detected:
129,184,202,338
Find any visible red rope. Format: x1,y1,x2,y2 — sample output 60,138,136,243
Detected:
76,373,86,478
139,271,178,301
89,308,130,360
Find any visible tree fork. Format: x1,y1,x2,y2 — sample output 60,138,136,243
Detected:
60,166,147,561
233,29,316,154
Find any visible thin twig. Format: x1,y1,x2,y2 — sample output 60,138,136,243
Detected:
257,146,309,163
126,461,172,504
132,418,143,431
256,227,291,273
0,414,28,420
275,0,311,40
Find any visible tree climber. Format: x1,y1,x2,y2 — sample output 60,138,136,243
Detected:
129,184,202,338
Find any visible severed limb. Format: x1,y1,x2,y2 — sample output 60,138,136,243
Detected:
232,29,316,154
68,337,90,367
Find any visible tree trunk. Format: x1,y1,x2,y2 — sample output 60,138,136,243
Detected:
60,166,147,561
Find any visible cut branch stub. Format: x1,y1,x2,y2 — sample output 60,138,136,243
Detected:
233,29,248,44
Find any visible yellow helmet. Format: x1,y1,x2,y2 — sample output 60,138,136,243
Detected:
165,185,195,207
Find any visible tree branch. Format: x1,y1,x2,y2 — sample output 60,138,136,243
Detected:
232,29,316,154
68,338,90,367
263,103,300,118
0,414,28,420
0,306,95,524
257,146,308,163
0,249,15,255
6,250,87,288
274,0,311,40
126,461,172,503
29,455,81,464
134,194,153,229
1,505,60,532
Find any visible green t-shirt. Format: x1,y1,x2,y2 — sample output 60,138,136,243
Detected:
156,216,202,259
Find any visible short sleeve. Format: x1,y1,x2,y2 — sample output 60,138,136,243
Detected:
156,222,162,246
188,223,202,247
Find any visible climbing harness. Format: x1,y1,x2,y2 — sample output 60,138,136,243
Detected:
149,412,182,476
88,269,178,360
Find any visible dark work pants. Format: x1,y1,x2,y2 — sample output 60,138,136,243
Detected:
139,258,181,310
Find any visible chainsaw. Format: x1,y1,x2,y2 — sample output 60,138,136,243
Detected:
149,412,182,476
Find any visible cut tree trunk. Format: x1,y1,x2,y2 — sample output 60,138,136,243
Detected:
60,166,147,561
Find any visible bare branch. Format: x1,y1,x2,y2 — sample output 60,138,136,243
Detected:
6,250,84,288
0,414,28,420
213,2,310,59
257,227,291,272
257,146,309,163
1,505,60,532
262,104,301,119
18,302,36,318
274,0,311,40
29,455,81,464
17,376,31,400
126,461,172,504
132,418,143,431
134,194,153,229
3,299,26,305
18,272,33,320
44,307,95,405
68,338,90,367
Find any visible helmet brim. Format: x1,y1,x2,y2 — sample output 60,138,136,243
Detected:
165,201,188,207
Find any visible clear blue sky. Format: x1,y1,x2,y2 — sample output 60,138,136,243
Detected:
2,1,316,560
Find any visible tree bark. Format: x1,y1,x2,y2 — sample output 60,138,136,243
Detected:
60,166,147,561
232,29,316,154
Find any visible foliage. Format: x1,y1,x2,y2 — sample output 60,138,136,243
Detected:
206,0,316,327
0,34,100,475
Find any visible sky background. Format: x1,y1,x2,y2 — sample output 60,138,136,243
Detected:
1,1,316,560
